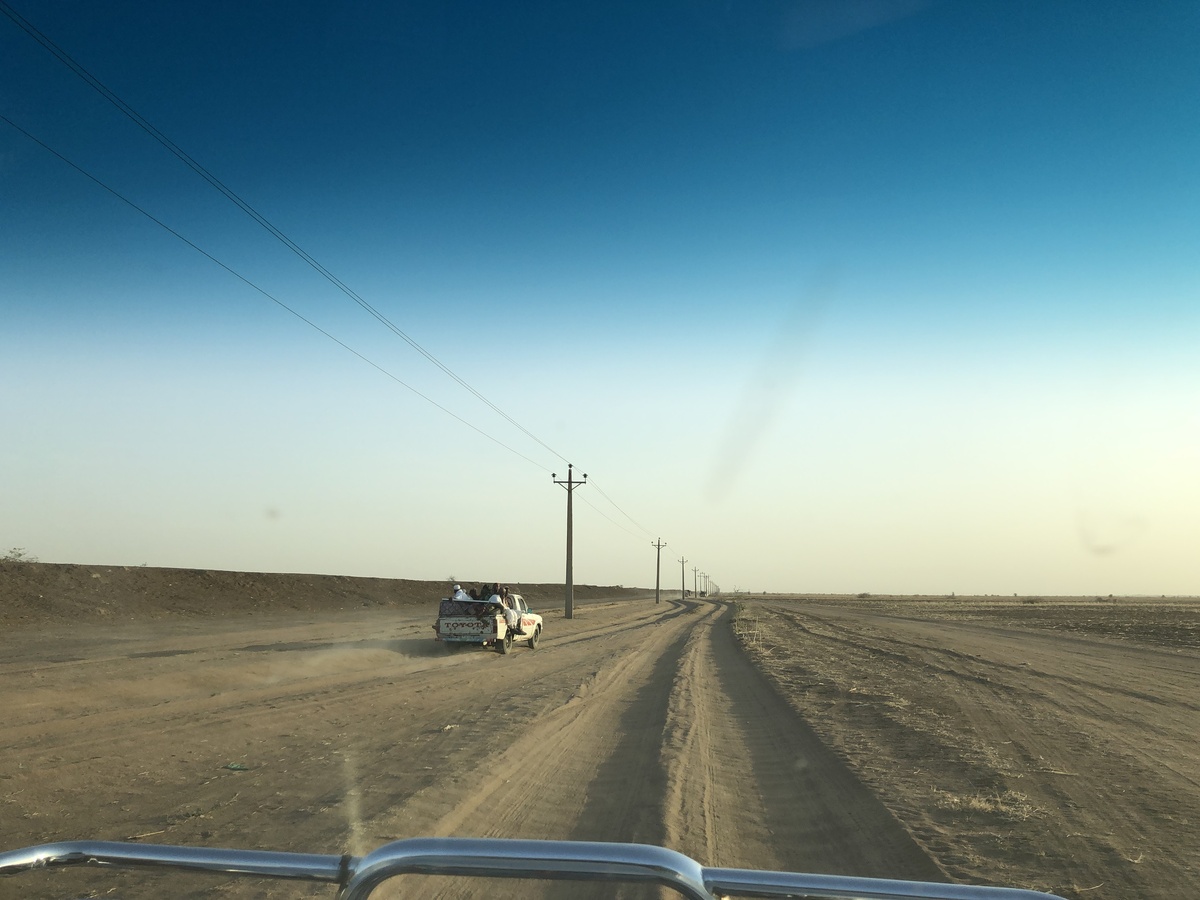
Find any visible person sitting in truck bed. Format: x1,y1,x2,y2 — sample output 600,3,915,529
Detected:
500,595,530,636
480,584,524,634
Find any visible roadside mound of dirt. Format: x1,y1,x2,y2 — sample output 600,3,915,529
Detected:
0,562,649,629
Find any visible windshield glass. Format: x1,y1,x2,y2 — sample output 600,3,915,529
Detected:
2,2,1196,899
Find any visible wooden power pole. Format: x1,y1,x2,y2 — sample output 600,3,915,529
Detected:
652,538,665,604
552,464,586,619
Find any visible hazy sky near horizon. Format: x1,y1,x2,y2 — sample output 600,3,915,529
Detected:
3,1,1197,595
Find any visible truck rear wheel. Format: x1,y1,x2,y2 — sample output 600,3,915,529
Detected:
497,631,514,654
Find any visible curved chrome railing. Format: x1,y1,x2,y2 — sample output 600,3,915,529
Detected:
0,836,1066,900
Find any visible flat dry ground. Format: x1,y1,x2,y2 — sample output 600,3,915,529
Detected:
736,597,1200,900
2,567,1197,899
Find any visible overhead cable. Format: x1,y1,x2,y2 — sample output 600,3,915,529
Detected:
1,4,693,565
587,478,660,541
0,112,551,473
0,0,570,467
576,495,648,543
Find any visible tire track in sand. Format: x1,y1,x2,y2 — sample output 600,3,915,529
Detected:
367,602,695,846
368,598,942,890
361,601,699,900
658,601,945,879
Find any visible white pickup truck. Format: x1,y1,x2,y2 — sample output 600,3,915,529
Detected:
433,594,543,654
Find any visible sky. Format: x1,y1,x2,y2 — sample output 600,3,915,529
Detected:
2,0,1197,596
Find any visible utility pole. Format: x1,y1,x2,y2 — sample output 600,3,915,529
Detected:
692,566,699,598
679,557,687,600
552,464,587,619
652,538,665,605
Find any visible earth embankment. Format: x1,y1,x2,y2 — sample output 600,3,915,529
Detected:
0,561,647,627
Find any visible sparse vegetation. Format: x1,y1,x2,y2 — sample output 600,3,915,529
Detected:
2,547,38,563
933,788,1041,822
731,601,763,648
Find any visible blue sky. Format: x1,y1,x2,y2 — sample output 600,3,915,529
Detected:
2,1,1197,594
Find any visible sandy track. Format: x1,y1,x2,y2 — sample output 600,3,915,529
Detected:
737,600,1200,900
2,597,939,898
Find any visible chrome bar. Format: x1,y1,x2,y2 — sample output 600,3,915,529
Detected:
0,840,347,883
341,838,711,900
705,866,1062,900
0,837,1066,900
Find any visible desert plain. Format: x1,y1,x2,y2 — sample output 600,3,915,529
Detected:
1,562,1198,900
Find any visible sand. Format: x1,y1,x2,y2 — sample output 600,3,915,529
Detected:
2,564,1197,899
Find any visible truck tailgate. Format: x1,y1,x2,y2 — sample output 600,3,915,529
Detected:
438,617,496,640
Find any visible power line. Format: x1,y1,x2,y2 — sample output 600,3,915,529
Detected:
0,0,570,467
576,494,646,542
587,478,659,540
0,112,552,473
4,105,700,571
1,5,707,572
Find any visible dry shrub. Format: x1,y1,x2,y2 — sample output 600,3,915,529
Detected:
934,789,1041,821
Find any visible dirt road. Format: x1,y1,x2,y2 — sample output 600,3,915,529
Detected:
2,597,939,899
10,587,1195,900
736,598,1200,900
